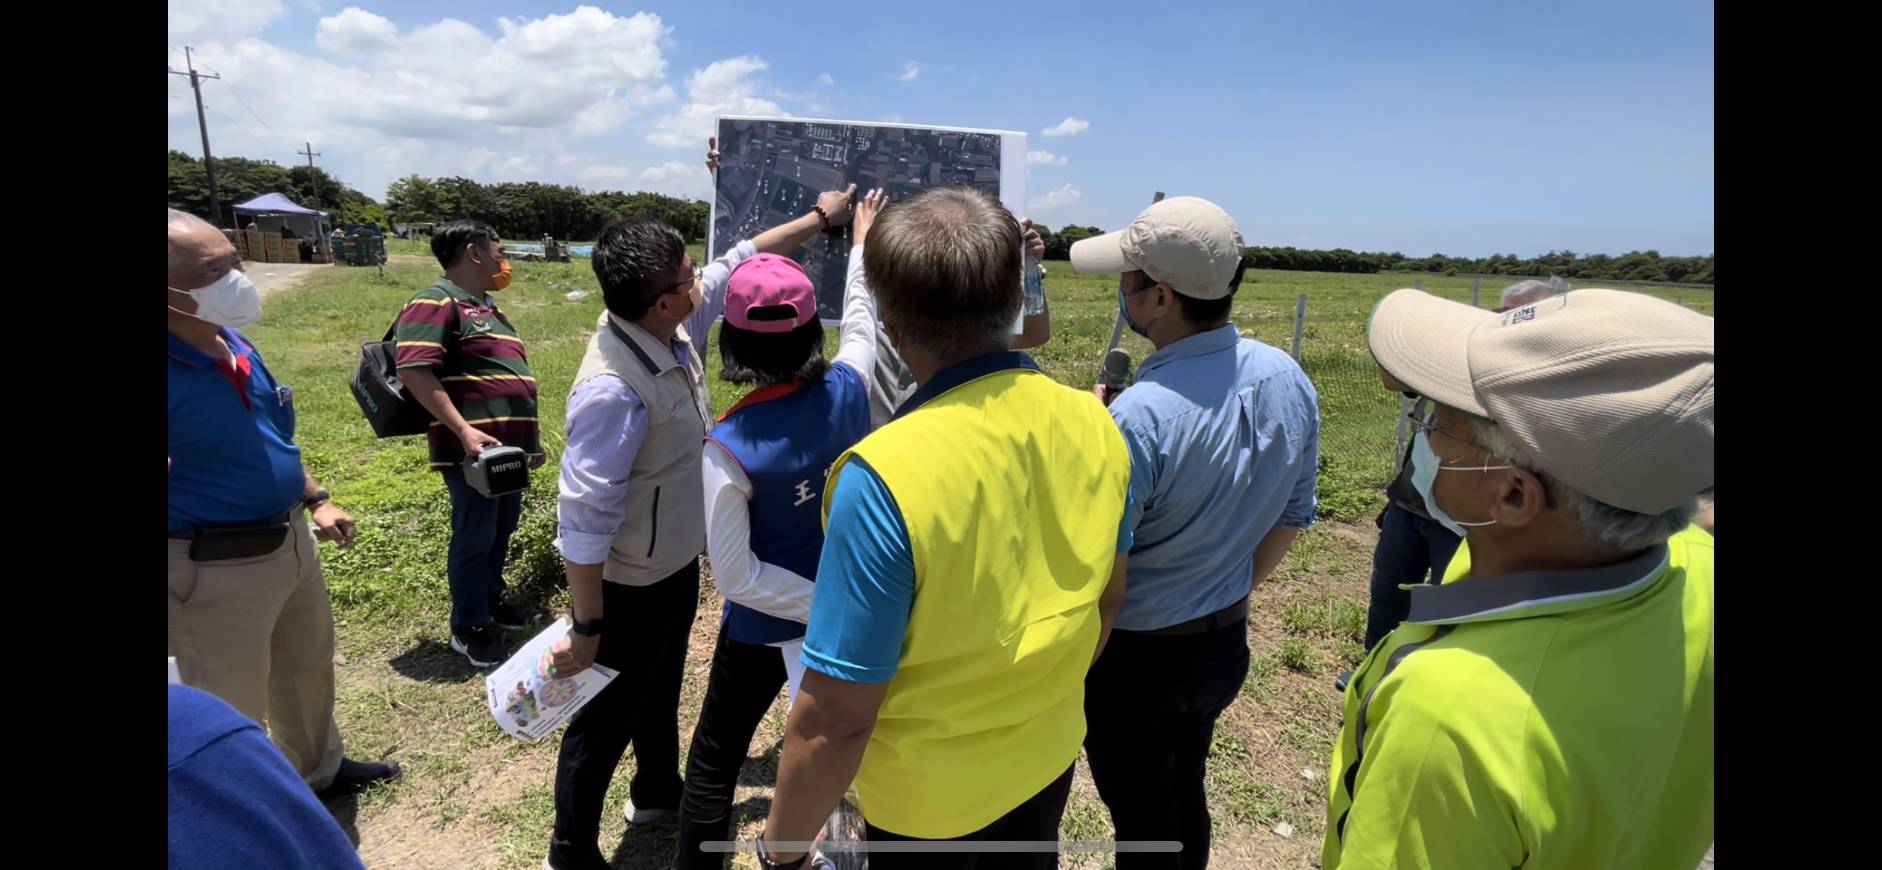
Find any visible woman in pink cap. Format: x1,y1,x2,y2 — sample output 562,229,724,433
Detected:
675,189,889,867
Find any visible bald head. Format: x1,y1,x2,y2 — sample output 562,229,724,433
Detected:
1497,276,1569,312
169,208,240,292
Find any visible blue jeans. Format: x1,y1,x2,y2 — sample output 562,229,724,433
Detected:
1364,503,1462,649
441,466,524,632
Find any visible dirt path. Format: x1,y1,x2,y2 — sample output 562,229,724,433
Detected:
332,523,1385,869
245,261,335,299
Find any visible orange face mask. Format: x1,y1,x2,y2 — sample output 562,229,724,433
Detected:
490,258,513,291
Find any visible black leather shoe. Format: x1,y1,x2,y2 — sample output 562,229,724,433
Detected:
316,758,402,800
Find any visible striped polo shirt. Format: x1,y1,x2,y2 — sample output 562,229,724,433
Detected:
393,278,540,469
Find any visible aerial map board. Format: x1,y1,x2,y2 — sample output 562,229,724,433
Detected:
710,116,1029,321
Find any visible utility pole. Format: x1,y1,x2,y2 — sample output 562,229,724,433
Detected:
169,47,225,227
298,142,323,208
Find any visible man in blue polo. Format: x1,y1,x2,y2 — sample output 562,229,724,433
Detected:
168,209,398,799
1073,197,1320,869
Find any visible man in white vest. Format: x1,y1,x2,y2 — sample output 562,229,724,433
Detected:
541,184,857,870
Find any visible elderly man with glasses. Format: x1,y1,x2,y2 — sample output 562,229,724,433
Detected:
1322,287,1713,869
1344,275,1575,691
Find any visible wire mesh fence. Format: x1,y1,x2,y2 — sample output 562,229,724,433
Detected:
1224,273,1717,524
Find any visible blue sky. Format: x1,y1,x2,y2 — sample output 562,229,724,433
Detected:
168,0,1713,257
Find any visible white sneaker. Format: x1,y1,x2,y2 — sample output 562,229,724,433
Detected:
623,799,674,826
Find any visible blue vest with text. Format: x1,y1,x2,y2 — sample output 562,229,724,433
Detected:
708,361,871,645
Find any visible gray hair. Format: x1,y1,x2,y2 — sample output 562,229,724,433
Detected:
862,186,1021,360
1469,415,1698,552
169,207,207,233
1499,275,1569,307
169,208,214,274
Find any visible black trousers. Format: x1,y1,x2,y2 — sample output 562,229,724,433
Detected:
862,763,1077,870
675,631,789,869
1083,620,1250,870
547,561,700,868
1364,503,1461,649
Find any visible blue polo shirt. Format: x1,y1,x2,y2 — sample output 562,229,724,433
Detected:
168,329,305,530
1108,323,1320,631
168,685,365,869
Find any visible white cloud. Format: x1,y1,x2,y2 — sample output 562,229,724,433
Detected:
169,0,287,45
168,7,679,198
896,62,921,82
639,160,702,182
1027,150,1068,167
1030,183,1083,212
647,56,786,148
637,160,711,197
1041,116,1091,138
579,165,635,184
314,7,396,56
817,72,835,86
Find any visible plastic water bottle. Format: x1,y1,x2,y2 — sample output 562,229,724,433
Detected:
1022,250,1046,317
810,795,867,869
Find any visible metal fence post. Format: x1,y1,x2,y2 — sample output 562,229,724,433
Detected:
1291,294,1307,361
1413,277,1423,291
1472,275,1482,308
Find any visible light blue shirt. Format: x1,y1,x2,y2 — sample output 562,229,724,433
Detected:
1108,323,1320,631
802,354,1135,684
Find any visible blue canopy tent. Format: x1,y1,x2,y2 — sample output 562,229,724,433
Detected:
233,193,331,261
232,192,329,238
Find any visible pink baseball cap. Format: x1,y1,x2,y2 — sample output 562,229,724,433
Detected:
725,254,817,333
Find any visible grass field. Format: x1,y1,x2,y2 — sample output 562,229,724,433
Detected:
246,254,1714,868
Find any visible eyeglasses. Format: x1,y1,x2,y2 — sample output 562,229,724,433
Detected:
660,265,701,296
1408,406,1561,508
1406,406,1491,454
1122,272,1161,296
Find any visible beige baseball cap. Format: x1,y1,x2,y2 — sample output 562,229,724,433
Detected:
1069,196,1245,299
1368,288,1713,514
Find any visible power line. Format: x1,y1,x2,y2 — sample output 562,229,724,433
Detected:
202,101,269,152
188,47,298,146
217,76,296,146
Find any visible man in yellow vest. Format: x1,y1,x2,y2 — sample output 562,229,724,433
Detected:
1323,287,1713,868
758,186,1134,870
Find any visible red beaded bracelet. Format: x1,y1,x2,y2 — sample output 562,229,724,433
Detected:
812,205,830,230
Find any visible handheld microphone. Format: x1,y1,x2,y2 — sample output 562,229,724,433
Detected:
1100,348,1133,404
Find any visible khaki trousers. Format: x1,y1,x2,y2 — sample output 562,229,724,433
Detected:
167,508,345,788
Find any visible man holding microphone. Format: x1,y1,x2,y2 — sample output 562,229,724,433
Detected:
1074,197,1321,869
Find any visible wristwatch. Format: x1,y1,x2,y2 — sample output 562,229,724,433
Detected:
756,834,807,870
302,489,331,510
571,618,605,637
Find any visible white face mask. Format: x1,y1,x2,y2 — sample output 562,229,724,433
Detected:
1408,430,1512,538
172,269,262,327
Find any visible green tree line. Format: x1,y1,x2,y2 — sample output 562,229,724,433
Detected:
1028,227,1714,285
169,152,1710,282
169,150,390,230
383,175,709,242
167,151,710,242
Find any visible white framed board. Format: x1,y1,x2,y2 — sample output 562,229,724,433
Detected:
709,115,1028,321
